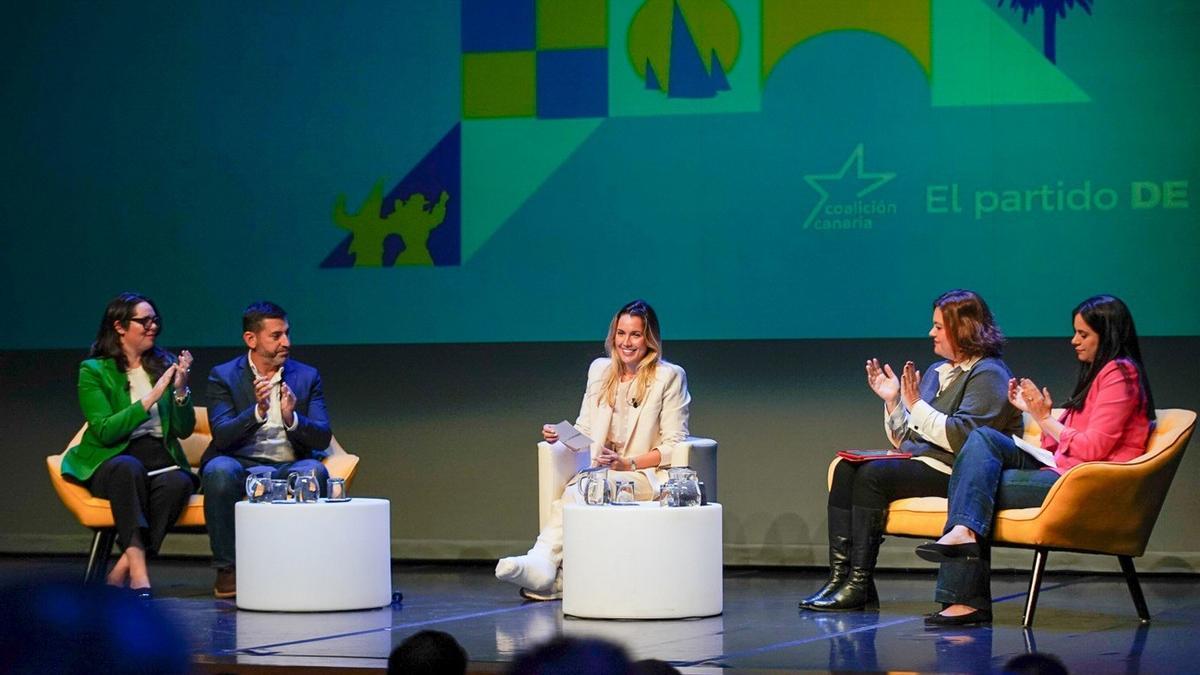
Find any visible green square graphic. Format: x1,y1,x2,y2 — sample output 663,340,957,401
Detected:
538,0,607,49
463,51,537,118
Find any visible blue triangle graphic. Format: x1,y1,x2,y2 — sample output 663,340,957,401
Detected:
667,0,716,98
710,48,730,91
645,58,662,91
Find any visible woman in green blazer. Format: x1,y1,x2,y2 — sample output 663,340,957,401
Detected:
62,293,197,595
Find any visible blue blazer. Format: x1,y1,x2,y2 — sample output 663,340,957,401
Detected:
200,354,332,470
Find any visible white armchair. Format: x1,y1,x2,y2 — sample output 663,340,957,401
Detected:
537,436,719,528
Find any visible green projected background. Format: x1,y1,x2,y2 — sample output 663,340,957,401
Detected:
2,1,1197,348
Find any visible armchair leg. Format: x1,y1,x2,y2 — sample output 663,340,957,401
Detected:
1022,548,1049,628
84,530,116,585
1118,555,1151,623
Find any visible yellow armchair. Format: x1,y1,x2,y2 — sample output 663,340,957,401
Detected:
828,408,1196,626
47,406,361,582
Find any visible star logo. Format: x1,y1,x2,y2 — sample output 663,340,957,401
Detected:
803,145,896,229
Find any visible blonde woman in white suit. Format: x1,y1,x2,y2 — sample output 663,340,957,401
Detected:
495,299,691,599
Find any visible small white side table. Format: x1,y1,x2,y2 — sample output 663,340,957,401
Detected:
235,497,392,611
562,502,723,619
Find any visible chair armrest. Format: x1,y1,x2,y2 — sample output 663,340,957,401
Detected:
323,436,361,487
1015,448,1186,556
538,441,590,531
677,437,719,503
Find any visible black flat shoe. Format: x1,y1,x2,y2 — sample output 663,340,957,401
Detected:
924,608,992,626
915,541,981,563
131,587,153,601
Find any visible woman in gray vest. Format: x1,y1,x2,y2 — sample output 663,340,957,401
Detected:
799,290,1022,611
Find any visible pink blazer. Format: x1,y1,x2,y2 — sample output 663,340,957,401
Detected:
1042,359,1151,473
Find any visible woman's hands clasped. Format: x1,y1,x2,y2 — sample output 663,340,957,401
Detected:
595,447,621,467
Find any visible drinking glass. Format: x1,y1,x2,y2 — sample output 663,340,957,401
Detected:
327,477,348,501
268,479,290,503
613,479,636,503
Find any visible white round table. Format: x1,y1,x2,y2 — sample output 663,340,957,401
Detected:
235,497,392,611
562,502,723,619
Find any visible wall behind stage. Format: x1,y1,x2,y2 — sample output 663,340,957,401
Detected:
2,1,1199,348
3,336,1198,572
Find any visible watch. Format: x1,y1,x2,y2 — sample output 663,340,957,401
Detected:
173,386,191,404
629,457,638,471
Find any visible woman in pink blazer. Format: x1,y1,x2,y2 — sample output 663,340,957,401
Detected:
495,299,691,600
917,295,1155,626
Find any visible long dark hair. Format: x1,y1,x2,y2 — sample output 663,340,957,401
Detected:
1061,295,1154,418
88,292,172,382
934,289,1005,359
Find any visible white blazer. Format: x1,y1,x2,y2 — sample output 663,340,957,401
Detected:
573,357,691,468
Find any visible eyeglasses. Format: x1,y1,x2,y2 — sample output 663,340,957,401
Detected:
128,315,162,329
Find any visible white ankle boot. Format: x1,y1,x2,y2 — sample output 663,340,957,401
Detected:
519,568,563,601
495,534,560,592
495,550,557,591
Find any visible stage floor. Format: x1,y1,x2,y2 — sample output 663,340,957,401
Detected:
3,556,1198,673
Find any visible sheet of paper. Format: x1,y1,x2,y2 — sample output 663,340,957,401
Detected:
1012,434,1057,467
553,420,593,453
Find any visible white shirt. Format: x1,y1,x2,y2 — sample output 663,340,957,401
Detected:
245,353,298,462
883,356,982,474
127,366,163,439
606,380,636,454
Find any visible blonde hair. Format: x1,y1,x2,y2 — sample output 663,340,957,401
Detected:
599,300,662,408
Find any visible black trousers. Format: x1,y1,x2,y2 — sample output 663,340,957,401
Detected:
77,437,196,554
828,457,949,511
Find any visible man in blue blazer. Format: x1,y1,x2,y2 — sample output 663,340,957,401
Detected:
200,301,333,598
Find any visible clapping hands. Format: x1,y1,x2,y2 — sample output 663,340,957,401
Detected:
1008,378,1053,420
172,350,193,391
900,361,922,409
865,358,900,407
254,376,297,425
141,364,178,411
867,358,923,411
280,382,296,426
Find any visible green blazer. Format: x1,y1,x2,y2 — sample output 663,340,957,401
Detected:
61,357,195,481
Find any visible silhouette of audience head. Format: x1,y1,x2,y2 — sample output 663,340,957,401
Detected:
632,658,682,674
1004,652,1070,675
387,629,468,675
508,636,634,675
0,580,190,674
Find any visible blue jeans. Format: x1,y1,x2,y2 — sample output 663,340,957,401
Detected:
935,427,1060,609
201,455,329,569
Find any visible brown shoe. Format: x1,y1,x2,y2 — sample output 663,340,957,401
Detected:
214,566,236,598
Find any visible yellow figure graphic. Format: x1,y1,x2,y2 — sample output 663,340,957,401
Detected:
393,190,450,266
333,182,451,267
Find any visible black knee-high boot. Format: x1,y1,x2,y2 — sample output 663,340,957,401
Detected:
808,506,885,611
799,507,852,608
